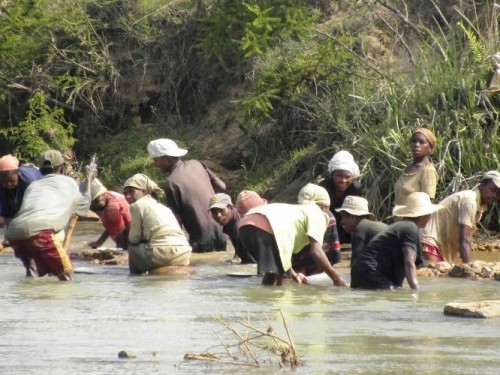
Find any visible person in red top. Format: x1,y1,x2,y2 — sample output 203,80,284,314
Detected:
83,178,131,249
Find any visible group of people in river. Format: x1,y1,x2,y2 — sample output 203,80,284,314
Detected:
1,128,499,290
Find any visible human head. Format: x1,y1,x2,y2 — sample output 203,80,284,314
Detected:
83,178,108,210
147,139,188,173
327,150,360,194
123,173,164,203
412,128,437,153
335,196,373,233
479,171,500,206
39,150,65,175
298,183,330,211
0,154,20,189
209,193,233,226
236,190,267,215
392,192,443,228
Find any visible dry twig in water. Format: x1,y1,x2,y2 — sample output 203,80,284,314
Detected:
180,309,301,369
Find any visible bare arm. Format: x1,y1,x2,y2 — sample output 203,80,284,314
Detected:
458,223,473,263
89,230,109,248
310,237,347,287
403,246,419,290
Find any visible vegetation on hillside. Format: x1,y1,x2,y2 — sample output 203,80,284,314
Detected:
0,0,498,226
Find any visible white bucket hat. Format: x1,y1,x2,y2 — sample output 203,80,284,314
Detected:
335,195,373,217
147,139,188,158
392,192,443,218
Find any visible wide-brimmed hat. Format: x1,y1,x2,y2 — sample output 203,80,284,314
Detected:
147,139,188,158
481,170,500,189
392,192,443,218
209,193,233,210
335,195,373,217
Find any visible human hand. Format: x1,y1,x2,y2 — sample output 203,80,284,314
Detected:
294,273,307,284
334,277,349,287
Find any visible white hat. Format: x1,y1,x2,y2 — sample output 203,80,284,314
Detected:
392,192,443,218
335,195,373,217
327,150,360,178
147,139,188,158
481,170,500,189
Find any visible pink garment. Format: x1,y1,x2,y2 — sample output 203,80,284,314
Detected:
97,191,131,238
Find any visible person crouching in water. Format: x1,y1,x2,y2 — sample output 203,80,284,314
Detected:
123,174,192,275
238,183,348,287
83,178,131,250
350,192,443,291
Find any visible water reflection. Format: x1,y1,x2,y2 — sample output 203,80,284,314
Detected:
0,225,499,374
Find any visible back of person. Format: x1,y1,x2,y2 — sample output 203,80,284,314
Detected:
166,159,225,251
350,218,388,266
6,174,86,240
131,195,188,247
351,221,420,288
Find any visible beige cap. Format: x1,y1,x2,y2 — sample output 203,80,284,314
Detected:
335,195,373,217
39,150,64,169
209,193,233,210
392,192,443,218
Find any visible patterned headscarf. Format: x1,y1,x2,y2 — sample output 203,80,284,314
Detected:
123,173,164,199
297,183,330,207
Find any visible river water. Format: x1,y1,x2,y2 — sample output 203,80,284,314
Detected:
1,222,500,374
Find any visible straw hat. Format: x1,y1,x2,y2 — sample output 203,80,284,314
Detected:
392,192,443,218
335,195,373,217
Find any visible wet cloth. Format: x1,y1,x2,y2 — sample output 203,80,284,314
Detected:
351,221,421,290
222,209,255,264
128,194,191,273
95,191,131,238
239,203,329,272
9,230,73,277
238,225,285,276
393,163,438,206
292,211,341,275
163,159,226,252
0,165,42,219
319,176,362,243
420,188,484,262
350,218,388,267
6,174,91,240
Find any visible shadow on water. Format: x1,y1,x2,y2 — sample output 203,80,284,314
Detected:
0,224,500,374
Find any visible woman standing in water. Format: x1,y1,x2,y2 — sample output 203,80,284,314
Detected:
393,128,438,206
123,174,192,275
318,150,362,244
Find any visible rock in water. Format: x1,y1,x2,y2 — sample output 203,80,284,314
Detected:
444,300,500,318
118,350,137,359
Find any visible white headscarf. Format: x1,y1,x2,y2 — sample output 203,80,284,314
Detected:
327,150,360,178
124,173,164,199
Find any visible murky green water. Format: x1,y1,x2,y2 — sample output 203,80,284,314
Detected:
1,223,500,374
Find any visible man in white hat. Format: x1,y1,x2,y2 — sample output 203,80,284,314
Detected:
6,150,97,280
351,192,443,290
335,196,388,266
147,138,227,252
421,171,500,264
